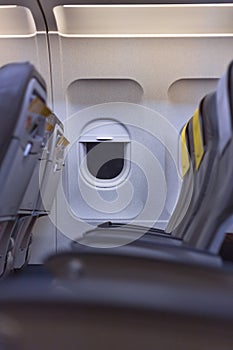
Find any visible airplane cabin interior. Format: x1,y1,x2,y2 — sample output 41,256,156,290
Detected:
0,0,233,349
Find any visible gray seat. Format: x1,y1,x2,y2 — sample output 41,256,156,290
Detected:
183,60,233,254
12,108,68,271
172,91,219,240
0,62,47,276
0,259,232,350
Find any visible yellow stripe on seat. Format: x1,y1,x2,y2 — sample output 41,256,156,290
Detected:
193,109,204,170
181,123,190,177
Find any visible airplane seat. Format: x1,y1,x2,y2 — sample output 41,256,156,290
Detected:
172,91,219,239
0,62,47,277
11,98,57,271
182,60,233,254
11,100,69,271
30,250,232,350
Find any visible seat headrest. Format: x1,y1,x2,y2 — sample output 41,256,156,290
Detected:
0,62,46,167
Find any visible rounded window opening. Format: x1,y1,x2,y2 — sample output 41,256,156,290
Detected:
79,120,131,188
85,142,125,180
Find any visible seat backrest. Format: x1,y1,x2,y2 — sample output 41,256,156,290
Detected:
183,60,233,253
19,102,66,214
11,115,68,272
0,63,46,168
0,62,47,218
172,91,219,240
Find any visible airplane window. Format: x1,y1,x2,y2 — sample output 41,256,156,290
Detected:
85,142,125,180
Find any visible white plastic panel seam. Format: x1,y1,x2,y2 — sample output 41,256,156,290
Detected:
0,32,46,38
48,33,233,38
62,4,233,7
